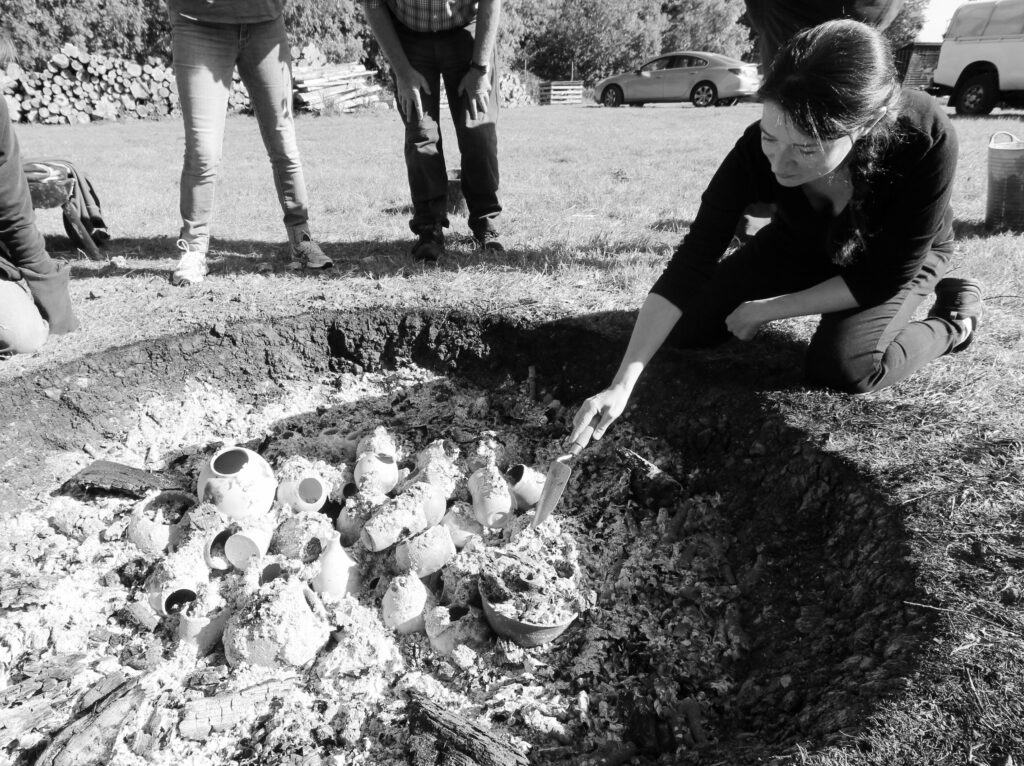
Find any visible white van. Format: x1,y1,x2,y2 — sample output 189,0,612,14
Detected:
930,0,1024,115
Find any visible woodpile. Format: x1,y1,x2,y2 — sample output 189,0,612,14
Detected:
0,40,536,124
539,80,583,106
292,62,384,114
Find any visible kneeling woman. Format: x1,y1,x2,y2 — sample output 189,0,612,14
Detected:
573,19,981,442
0,92,78,355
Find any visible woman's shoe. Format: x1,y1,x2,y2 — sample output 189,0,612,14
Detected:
171,239,208,286
929,277,983,353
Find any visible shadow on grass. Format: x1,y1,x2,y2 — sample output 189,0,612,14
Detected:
55,234,670,281
953,218,1024,239
0,305,939,764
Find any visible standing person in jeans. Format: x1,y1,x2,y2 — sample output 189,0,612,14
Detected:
569,20,983,443
361,0,503,261
167,0,330,286
0,38,78,355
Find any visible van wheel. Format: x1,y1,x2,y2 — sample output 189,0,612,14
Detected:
954,73,998,116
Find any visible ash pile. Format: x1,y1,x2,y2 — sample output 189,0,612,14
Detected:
1,366,748,765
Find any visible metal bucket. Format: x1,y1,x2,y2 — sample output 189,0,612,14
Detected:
986,131,1024,230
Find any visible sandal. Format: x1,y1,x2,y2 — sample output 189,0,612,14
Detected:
928,277,983,353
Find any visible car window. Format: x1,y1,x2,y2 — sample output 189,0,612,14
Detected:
687,56,709,68
640,57,673,73
948,4,995,37
984,1,1024,36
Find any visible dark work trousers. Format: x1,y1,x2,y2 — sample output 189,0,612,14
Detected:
392,19,501,239
665,233,960,394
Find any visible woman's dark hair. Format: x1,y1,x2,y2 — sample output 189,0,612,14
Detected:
759,19,903,264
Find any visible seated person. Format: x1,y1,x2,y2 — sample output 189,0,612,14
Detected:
0,41,78,355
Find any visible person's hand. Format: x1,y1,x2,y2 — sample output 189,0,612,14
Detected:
568,384,633,446
725,300,771,341
394,66,431,120
457,68,490,120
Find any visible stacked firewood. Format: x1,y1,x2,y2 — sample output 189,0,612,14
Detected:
0,43,253,124
292,63,383,114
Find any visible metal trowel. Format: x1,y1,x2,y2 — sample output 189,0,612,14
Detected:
530,416,598,529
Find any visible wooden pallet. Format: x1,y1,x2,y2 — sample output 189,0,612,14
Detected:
539,81,583,105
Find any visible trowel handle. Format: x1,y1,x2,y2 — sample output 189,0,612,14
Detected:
567,415,600,456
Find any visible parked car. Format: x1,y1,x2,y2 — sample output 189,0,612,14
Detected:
594,51,761,108
930,0,1024,115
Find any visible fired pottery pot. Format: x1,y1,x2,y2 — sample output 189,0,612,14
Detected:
440,503,484,550
276,471,330,514
506,465,546,511
222,581,331,668
178,605,232,656
355,426,398,459
272,512,332,563
197,446,277,522
479,587,578,649
353,452,400,495
424,604,491,656
394,525,456,578
381,572,428,635
468,464,515,529
224,523,274,570
311,531,361,597
405,439,461,499
334,488,384,547
126,489,197,558
359,483,444,552
203,527,235,571
145,544,208,616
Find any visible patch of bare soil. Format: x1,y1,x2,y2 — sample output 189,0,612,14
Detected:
1,309,1016,765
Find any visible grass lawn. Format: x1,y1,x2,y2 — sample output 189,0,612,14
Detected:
6,100,1024,764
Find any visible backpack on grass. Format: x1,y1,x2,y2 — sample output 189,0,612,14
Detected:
23,159,110,259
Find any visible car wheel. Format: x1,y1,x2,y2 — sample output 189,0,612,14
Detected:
601,85,624,108
691,81,717,108
954,73,998,116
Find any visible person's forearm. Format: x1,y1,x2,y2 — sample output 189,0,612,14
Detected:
472,0,501,65
611,293,682,390
760,275,859,320
361,4,413,75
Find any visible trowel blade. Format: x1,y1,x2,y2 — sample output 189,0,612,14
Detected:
530,456,573,529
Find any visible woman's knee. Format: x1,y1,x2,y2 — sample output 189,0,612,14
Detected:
0,318,49,355
804,344,882,394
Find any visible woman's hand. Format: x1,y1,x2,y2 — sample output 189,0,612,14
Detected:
725,300,771,341
568,385,633,445
394,66,431,120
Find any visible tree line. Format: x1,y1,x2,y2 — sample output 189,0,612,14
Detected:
1,0,926,86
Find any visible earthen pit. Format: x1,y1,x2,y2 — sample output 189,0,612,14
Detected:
0,308,934,765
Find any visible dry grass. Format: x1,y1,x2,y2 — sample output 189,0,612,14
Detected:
7,100,1024,764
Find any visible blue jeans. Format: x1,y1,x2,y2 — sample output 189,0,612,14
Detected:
393,20,501,238
171,15,310,251
0,279,49,355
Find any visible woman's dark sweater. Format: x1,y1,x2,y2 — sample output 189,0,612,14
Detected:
0,97,78,333
651,89,957,310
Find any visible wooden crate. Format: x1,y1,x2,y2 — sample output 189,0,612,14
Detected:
539,81,583,105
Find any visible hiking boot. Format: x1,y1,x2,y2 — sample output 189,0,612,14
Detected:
290,234,333,270
171,239,208,286
411,227,445,262
929,277,983,353
475,230,504,253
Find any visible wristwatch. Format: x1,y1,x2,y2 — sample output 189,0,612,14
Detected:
469,61,489,74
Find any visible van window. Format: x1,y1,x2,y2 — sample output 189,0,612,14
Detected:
985,1,1024,35
949,4,995,37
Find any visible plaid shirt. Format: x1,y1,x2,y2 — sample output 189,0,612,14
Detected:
364,0,479,32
